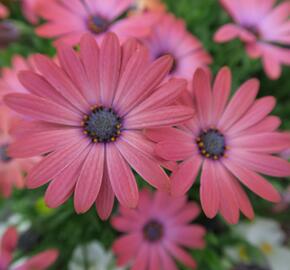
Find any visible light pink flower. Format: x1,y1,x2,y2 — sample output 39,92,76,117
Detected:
0,106,38,198
149,67,290,224
214,0,290,80
35,0,160,46
111,189,205,270
21,0,48,24
142,13,212,82
0,227,58,270
4,33,193,219
0,3,9,19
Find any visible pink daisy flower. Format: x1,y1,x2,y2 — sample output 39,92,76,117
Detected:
0,106,38,198
35,0,160,46
111,189,206,270
0,3,9,19
4,33,193,219
0,227,58,270
142,13,212,82
149,67,290,224
21,0,49,24
214,0,290,80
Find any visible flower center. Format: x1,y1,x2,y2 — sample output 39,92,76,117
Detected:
82,106,122,143
196,128,226,160
143,220,164,242
243,24,261,39
87,15,110,34
156,52,177,74
0,144,12,163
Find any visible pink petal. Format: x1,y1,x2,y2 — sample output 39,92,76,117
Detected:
223,159,281,203
218,79,260,131
116,135,170,192
131,244,150,270
27,138,90,188
200,160,220,218
212,67,232,123
149,247,161,270
1,227,18,252
95,168,115,220
74,144,104,213
145,127,193,143
171,156,202,196
120,38,141,74
4,93,80,126
170,202,201,225
159,247,178,270
106,143,139,208
192,68,212,128
125,105,194,129
262,53,282,80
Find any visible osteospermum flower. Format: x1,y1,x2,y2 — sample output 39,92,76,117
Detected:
149,67,290,224
142,13,212,82
4,33,193,219
214,0,290,80
0,227,58,270
0,106,38,198
111,189,205,270
36,0,160,45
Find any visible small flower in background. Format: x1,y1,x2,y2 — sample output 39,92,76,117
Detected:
35,0,161,45
111,189,206,270
214,0,290,80
131,0,166,14
0,226,58,270
0,3,9,19
0,106,38,198
20,0,48,24
4,32,192,218
149,67,290,224
69,241,124,270
229,218,290,270
0,21,20,49
141,13,212,82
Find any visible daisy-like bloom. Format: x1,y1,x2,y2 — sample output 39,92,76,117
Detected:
0,227,58,270
149,67,290,224
35,0,160,46
4,33,193,219
142,13,212,82
0,3,9,19
214,0,290,80
0,106,38,198
111,189,206,270
21,0,48,24
130,0,166,14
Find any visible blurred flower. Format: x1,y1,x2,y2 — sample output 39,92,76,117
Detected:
232,218,290,270
0,226,58,270
141,13,212,82
272,186,290,213
0,3,9,19
149,67,290,224
20,0,49,24
35,0,160,45
4,33,191,218
214,0,290,80
111,189,206,270
69,241,124,270
130,0,166,13
0,21,20,49
0,106,39,198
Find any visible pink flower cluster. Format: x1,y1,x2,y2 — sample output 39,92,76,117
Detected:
0,0,290,269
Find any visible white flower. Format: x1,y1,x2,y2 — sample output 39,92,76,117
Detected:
231,217,290,270
69,241,125,270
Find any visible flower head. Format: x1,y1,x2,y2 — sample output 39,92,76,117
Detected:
0,3,9,19
142,13,212,82
111,189,205,270
36,0,160,45
214,0,290,79
21,0,48,24
0,227,58,270
4,32,193,219
150,67,290,224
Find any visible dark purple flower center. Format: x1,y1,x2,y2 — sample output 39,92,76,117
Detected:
87,15,110,34
196,128,226,160
233,264,270,270
82,106,122,143
143,220,164,242
0,144,12,163
243,24,261,39
156,52,177,74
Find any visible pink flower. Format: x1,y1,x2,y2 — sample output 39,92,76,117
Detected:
0,106,38,198
0,3,9,19
0,227,58,270
35,0,160,46
21,0,48,24
4,33,193,219
214,0,290,80
111,189,205,270
150,67,290,224
142,13,212,82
